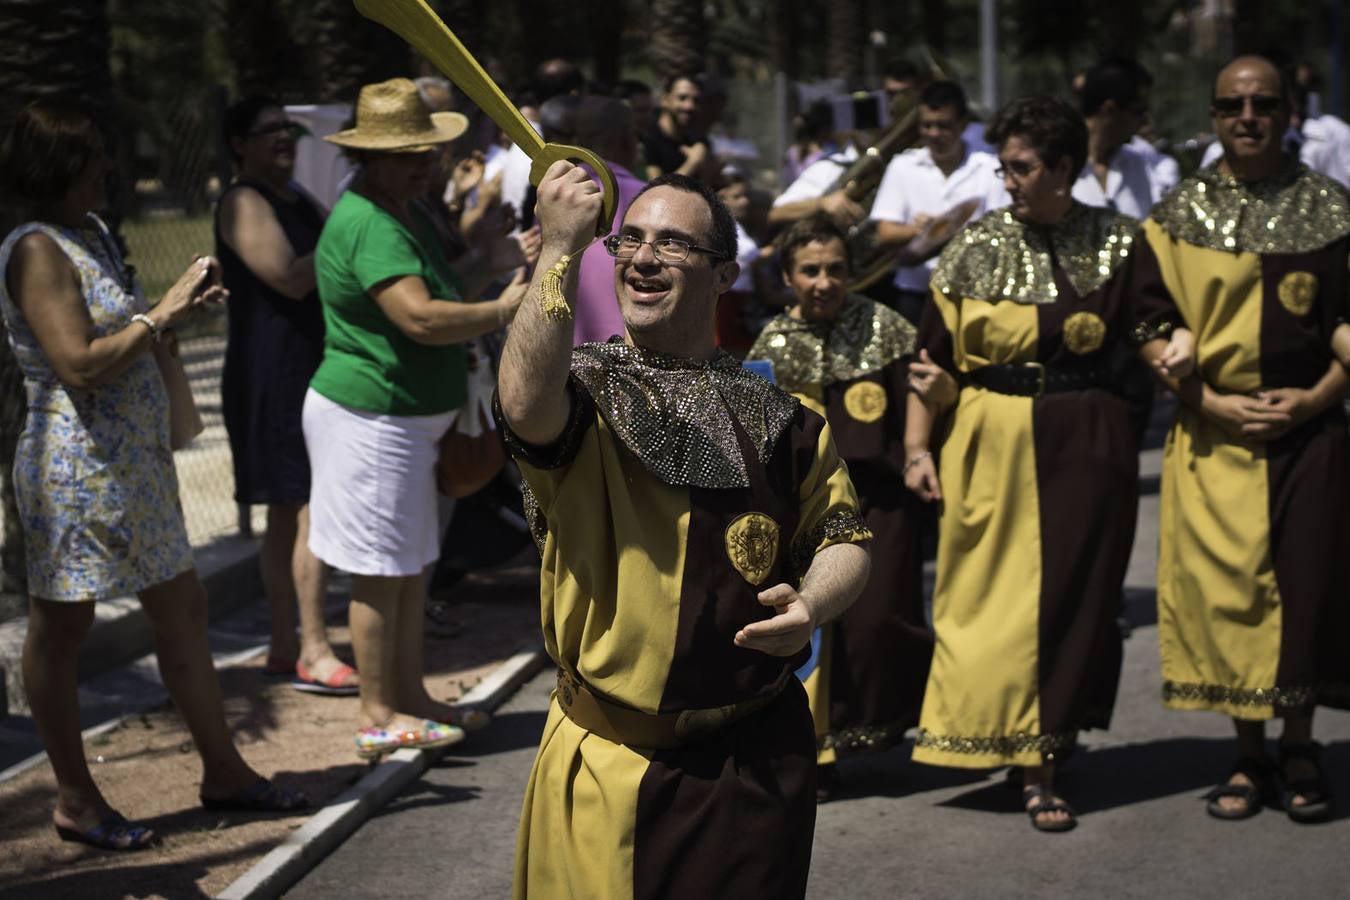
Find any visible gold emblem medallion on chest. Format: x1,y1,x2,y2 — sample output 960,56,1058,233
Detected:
1277,271,1317,316
1062,311,1107,355
724,512,780,586
843,381,887,423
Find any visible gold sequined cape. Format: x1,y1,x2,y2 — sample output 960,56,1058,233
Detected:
494,343,871,899
912,204,1137,768
1130,163,1350,719
932,202,1137,305
746,294,915,393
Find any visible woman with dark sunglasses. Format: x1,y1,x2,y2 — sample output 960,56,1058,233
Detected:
216,97,358,696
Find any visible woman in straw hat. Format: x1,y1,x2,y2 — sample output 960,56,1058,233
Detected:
307,78,529,758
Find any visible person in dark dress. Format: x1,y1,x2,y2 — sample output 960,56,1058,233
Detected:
215,97,357,695
747,214,933,800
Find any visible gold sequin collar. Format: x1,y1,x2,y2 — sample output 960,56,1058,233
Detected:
746,295,915,392
571,340,800,490
1150,163,1350,255
931,203,1137,305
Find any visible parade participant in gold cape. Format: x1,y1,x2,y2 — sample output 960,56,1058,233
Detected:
903,95,1143,833
747,214,933,801
495,166,872,899
1126,55,1350,824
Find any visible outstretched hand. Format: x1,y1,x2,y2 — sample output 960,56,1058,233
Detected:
734,583,816,657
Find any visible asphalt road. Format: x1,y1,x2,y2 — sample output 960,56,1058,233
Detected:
292,435,1350,899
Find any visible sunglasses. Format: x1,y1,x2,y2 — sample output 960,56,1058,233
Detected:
1211,95,1284,118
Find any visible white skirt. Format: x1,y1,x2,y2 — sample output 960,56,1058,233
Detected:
302,388,454,577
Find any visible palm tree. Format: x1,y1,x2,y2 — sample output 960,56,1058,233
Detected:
827,0,864,84
225,0,311,98
650,0,707,80
0,0,114,136
307,0,414,103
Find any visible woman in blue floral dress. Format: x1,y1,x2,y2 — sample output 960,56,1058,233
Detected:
0,100,306,851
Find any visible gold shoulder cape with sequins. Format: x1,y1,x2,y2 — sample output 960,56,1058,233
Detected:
931,203,1138,304
747,295,915,394
570,341,800,491
1149,163,1350,255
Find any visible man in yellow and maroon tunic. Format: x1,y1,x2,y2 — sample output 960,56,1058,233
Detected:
495,166,872,898
1128,55,1350,823
748,214,932,799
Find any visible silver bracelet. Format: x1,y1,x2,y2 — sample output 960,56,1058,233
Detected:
130,313,160,342
902,450,931,475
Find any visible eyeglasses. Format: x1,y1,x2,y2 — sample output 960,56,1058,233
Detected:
604,233,727,263
247,120,303,138
1212,95,1284,118
995,159,1043,180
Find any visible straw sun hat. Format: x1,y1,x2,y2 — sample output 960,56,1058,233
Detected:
324,77,468,152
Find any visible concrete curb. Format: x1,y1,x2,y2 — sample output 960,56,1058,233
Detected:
0,535,263,719
216,646,548,900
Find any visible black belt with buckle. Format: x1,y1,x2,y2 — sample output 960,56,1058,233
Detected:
960,363,1109,398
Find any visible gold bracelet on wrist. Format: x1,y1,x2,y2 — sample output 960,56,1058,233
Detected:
539,251,580,322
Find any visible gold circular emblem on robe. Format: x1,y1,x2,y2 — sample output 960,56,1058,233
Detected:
1278,271,1318,316
724,512,780,586
843,381,887,423
1062,311,1107,355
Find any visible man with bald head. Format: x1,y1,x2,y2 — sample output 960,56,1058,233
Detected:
1125,55,1349,824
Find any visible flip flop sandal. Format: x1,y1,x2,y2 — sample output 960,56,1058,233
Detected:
200,777,309,813
1023,784,1078,833
1278,741,1334,824
292,661,360,697
1203,756,1273,820
55,813,155,851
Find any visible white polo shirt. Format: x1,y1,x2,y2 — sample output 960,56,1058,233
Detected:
1072,143,1159,221
772,146,860,208
1299,114,1350,189
1129,134,1180,197
868,144,1009,292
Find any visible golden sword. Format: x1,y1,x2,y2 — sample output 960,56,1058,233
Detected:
353,0,618,234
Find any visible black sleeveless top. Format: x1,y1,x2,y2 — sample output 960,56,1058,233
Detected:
214,178,326,504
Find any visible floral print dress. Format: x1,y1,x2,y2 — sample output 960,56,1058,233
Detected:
0,218,192,601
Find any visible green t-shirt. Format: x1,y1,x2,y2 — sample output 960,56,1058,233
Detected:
311,191,467,415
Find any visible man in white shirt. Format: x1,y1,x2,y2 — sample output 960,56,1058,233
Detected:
768,143,864,227
1073,58,1160,221
868,80,1008,324
1129,132,1180,196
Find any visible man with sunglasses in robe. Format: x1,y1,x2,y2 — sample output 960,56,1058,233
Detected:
495,165,871,898
1124,55,1350,825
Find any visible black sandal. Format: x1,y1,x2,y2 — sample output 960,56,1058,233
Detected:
1204,756,1273,820
55,812,156,851
1278,741,1334,824
200,777,309,813
1022,784,1077,833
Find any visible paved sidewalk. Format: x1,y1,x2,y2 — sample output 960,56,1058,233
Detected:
0,561,542,899
278,400,1350,899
